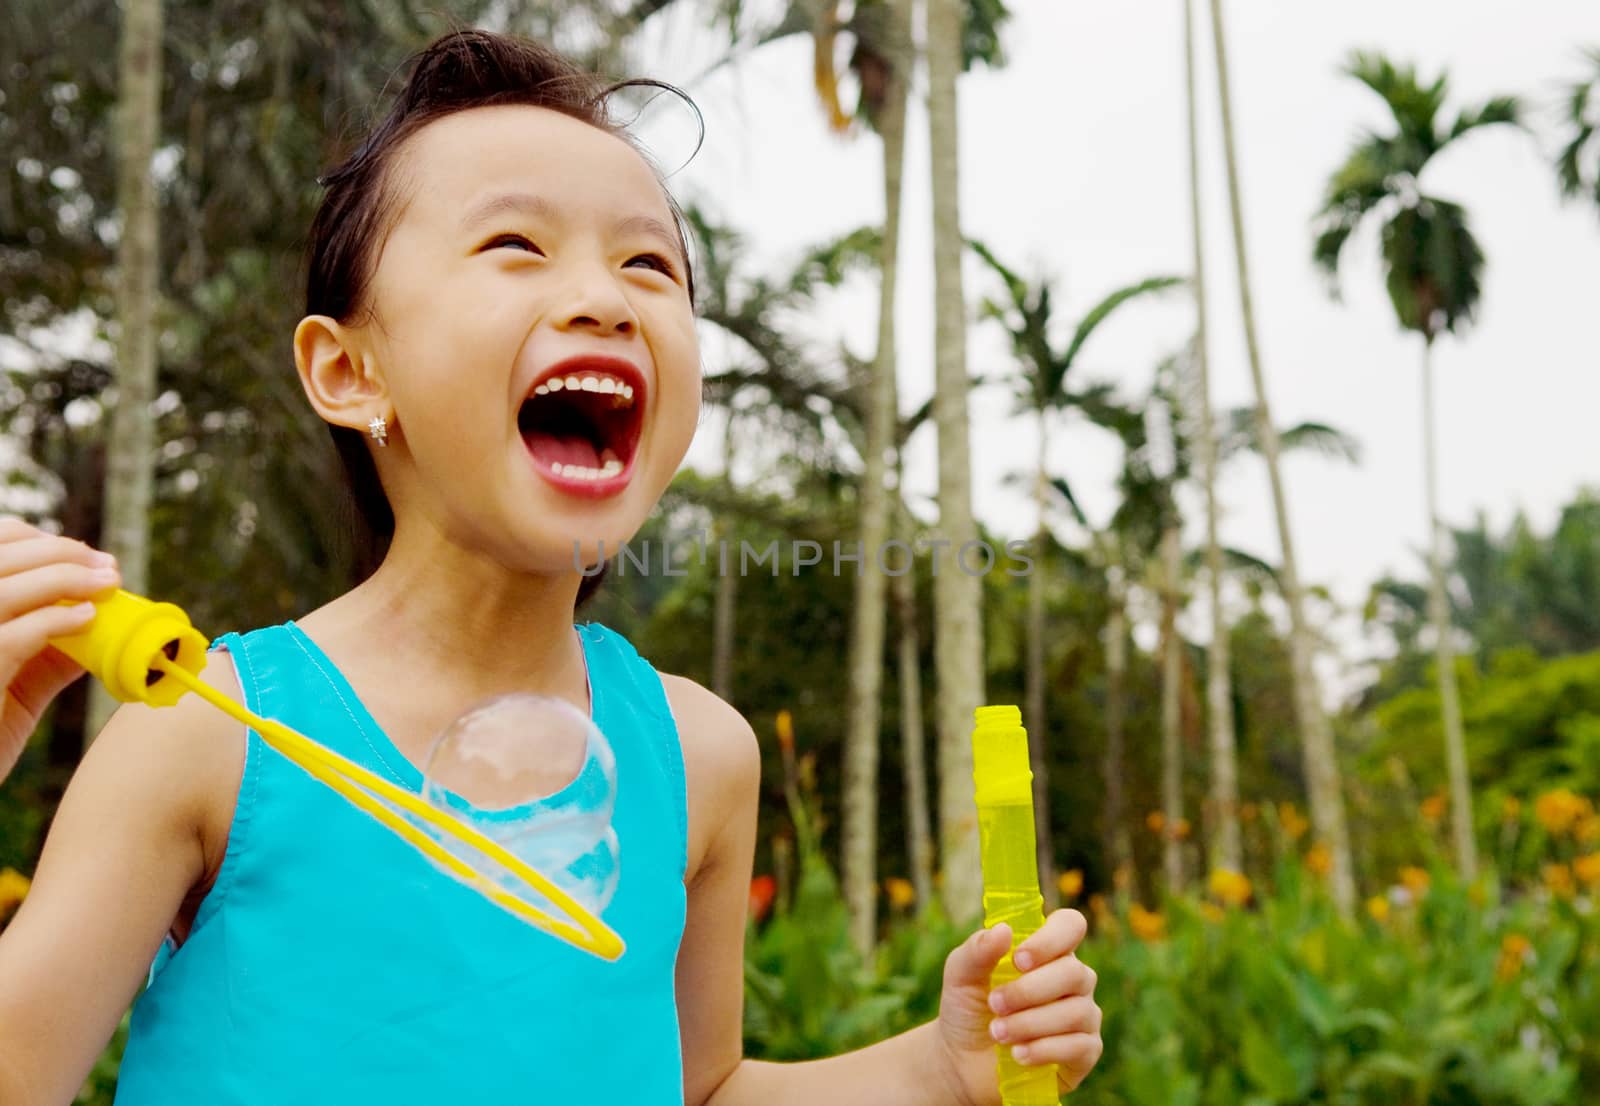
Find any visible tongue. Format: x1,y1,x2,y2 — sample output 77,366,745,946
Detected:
524,431,601,470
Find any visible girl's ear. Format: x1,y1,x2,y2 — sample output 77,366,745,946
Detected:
294,314,388,431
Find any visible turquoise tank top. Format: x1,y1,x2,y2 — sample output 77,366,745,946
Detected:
114,620,689,1104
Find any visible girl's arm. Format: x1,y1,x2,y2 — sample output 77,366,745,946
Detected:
666,678,963,1106
668,678,1103,1106
0,667,242,1105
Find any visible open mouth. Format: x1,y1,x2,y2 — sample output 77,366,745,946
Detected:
517,361,644,489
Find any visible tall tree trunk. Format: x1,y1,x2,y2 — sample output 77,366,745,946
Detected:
894,484,936,909
1102,556,1132,883
1422,338,1477,879
711,419,737,703
710,519,737,702
1027,416,1059,910
92,0,166,742
1185,0,1242,875
1207,0,1355,914
927,0,984,916
841,0,911,954
1160,525,1185,894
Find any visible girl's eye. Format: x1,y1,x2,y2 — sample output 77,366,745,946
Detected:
626,253,678,279
482,233,543,254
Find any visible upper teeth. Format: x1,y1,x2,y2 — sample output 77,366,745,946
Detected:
534,373,635,406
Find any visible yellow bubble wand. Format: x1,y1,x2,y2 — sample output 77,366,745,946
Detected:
971,705,1060,1106
50,589,624,961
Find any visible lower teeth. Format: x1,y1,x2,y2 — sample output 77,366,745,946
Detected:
549,460,624,480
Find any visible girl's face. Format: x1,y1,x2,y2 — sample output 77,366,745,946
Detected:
355,104,700,573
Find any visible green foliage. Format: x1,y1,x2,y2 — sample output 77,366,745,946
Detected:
1368,649,1600,873
1555,47,1600,212
1074,871,1582,1106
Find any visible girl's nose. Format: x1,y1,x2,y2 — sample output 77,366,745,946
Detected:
555,265,638,336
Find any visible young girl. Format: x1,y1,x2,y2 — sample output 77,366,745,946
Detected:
0,30,1102,1105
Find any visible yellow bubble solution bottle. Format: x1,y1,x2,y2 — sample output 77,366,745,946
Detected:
972,705,1059,1106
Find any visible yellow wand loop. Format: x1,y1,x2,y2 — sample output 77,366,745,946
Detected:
972,705,1059,1106
50,589,624,961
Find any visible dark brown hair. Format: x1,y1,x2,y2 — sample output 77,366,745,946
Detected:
305,29,697,606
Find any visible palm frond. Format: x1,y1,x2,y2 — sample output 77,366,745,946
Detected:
1278,420,1362,465
786,224,882,298
1556,48,1600,207
1059,276,1184,376
1446,94,1522,142
1380,196,1484,339
1047,476,1090,530
1311,135,1400,286
1343,50,1446,154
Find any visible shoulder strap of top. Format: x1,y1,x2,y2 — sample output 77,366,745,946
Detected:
578,621,687,876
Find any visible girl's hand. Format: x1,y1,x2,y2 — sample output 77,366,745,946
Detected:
0,519,119,782
934,909,1103,1104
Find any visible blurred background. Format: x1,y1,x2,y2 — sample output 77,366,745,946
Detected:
3,0,1600,1102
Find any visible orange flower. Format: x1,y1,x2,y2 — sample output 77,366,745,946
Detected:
1578,814,1600,846
1240,802,1259,823
1543,863,1576,900
885,877,916,909
1199,902,1225,924
1366,895,1391,923
1574,853,1600,886
1279,802,1310,841
0,868,29,916
1501,795,1522,822
775,710,795,754
1057,869,1084,900
1173,817,1192,841
1128,903,1166,942
1534,788,1593,836
1208,868,1253,908
748,875,777,921
1304,843,1332,877
1420,793,1446,825
1496,933,1532,982
1146,811,1166,833
1399,866,1431,898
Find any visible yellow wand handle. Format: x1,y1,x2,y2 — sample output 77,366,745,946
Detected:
972,705,1059,1106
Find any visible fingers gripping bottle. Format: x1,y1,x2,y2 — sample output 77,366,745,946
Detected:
972,705,1060,1106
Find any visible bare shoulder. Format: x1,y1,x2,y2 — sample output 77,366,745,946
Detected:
81,650,248,876
656,674,760,881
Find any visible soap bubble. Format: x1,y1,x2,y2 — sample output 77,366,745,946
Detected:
417,693,619,919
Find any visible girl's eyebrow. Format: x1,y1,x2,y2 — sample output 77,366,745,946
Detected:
459,191,686,266
459,190,556,231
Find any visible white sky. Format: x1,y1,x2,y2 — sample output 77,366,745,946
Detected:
637,2,1600,692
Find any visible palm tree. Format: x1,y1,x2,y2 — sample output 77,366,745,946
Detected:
925,0,989,915
1180,0,1243,876
1191,398,1361,881
1206,0,1355,914
1312,51,1520,882
837,0,914,957
93,0,166,739
1556,47,1600,212
972,242,1179,907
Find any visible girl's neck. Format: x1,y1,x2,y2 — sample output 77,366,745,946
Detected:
299,521,590,716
